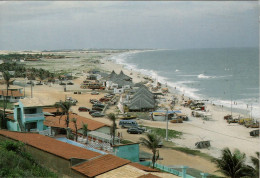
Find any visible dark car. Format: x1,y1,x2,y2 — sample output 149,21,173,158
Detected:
99,97,110,102
90,99,99,104
91,112,105,117
92,106,103,111
78,107,90,112
67,82,74,85
89,110,98,115
127,127,143,134
93,103,105,108
91,91,99,95
59,82,66,85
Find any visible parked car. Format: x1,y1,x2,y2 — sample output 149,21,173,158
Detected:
67,81,74,85
89,110,98,115
92,106,103,111
99,97,110,102
250,129,259,137
78,107,90,112
93,103,105,108
127,127,143,134
90,99,99,104
91,91,99,95
105,94,114,98
119,120,138,128
91,112,105,117
66,97,78,106
60,82,66,85
36,82,43,85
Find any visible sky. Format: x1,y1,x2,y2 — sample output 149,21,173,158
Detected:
0,1,258,50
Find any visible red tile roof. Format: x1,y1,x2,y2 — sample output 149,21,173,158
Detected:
43,107,62,113
129,162,159,172
6,115,14,121
0,90,23,97
11,90,23,97
72,154,131,177
0,130,100,160
138,173,161,178
44,113,109,132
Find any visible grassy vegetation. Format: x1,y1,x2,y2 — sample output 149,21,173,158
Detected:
120,139,134,144
131,112,150,120
0,101,14,109
145,126,182,139
0,53,64,61
0,140,57,177
168,146,214,161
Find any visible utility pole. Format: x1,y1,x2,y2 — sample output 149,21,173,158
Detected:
31,81,33,98
250,103,253,120
165,108,168,141
24,78,26,97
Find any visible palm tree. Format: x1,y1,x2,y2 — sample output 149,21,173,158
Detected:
38,72,45,84
250,152,259,177
107,113,117,145
82,123,88,143
212,147,254,178
58,101,73,128
72,118,78,142
139,133,162,168
1,72,11,129
57,101,73,139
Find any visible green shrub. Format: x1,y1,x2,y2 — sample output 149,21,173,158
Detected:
0,140,57,177
145,126,182,139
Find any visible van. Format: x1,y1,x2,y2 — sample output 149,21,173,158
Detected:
119,120,138,128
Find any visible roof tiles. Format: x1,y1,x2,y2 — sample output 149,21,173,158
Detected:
72,154,130,177
129,162,159,172
44,113,109,132
0,130,100,160
138,173,161,178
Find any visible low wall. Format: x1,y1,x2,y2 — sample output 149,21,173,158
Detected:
0,135,85,178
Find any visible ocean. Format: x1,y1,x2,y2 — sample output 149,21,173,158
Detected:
109,48,259,118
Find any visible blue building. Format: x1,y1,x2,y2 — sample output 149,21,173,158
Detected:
7,97,48,132
113,143,140,162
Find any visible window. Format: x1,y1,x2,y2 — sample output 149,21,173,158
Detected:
24,108,37,114
25,122,37,131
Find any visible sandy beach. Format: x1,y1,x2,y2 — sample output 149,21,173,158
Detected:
99,53,259,159
11,50,258,175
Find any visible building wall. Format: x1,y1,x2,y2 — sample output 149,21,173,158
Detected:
0,135,85,178
15,101,45,132
114,88,124,94
113,144,139,162
7,121,19,131
95,126,110,135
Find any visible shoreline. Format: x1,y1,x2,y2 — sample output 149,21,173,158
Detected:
99,51,259,159
5,49,259,164
100,50,256,120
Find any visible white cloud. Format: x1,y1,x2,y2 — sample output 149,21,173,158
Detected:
0,1,258,50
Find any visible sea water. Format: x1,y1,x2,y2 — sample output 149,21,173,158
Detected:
109,48,259,118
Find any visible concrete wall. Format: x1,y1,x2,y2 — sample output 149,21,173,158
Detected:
95,126,110,135
113,143,139,162
7,121,19,131
14,101,45,132
0,135,85,178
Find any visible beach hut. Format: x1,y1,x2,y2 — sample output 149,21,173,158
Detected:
118,70,132,81
128,98,155,112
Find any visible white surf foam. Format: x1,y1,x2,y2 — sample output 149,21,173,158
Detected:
108,51,260,119
197,74,231,79
198,74,214,79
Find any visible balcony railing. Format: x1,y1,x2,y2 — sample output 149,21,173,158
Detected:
24,113,44,120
